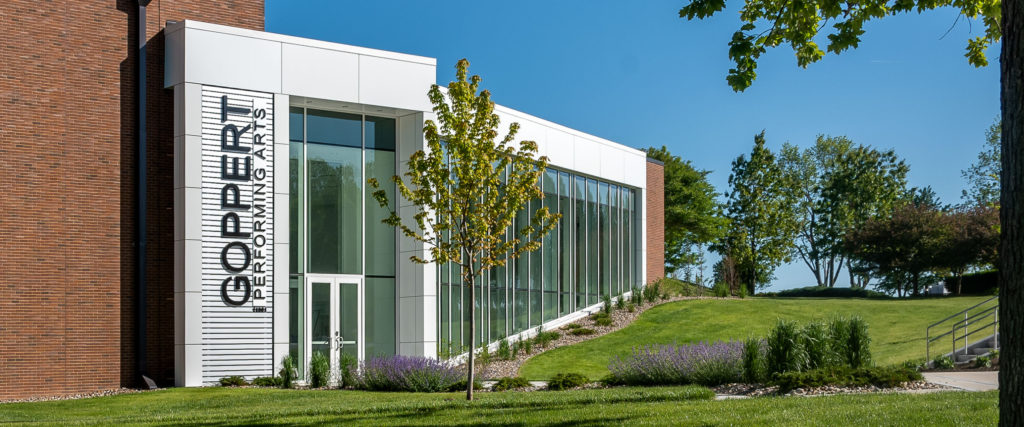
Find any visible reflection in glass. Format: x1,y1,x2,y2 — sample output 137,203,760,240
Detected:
311,282,331,360
308,143,362,274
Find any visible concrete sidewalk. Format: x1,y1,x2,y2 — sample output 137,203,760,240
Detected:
923,371,999,391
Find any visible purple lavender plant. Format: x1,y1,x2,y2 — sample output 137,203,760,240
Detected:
356,355,464,392
607,340,745,386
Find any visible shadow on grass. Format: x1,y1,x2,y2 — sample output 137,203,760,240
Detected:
133,389,710,426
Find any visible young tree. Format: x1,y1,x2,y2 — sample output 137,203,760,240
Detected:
646,146,728,276
369,59,557,401
722,131,799,294
675,1,1021,418
962,119,1002,207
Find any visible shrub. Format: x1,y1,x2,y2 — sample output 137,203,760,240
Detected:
902,358,926,372
742,337,766,383
801,321,832,370
445,378,485,393
492,376,532,391
533,330,561,348
932,355,955,370
615,296,626,310
279,354,298,389
975,355,992,368
497,339,513,360
570,327,596,336
766,319,805,375
594,316,613,327
547,373,589,390
631,286,643,305
340,353,358,388
356,355,464,392
602,294,614,315
476,345,492,366
736,284,749,299
644,281,662,303
309,351,330,388
252,376,281,387
773,366,922,392
512,337,524,357
606,340,744,387
844,316,872,368
712,281,730,298
523,337,534,355
562,323,582,330
627,302,637,313
775,286,890,299
219,375,248,387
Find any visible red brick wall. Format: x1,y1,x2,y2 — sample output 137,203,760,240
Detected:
0,0,263,400
646,159,665,284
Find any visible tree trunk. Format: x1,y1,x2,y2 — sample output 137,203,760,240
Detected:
466,263,476,401
1000,0,1024,421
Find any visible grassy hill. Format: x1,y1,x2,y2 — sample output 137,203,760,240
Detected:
518,296,992,380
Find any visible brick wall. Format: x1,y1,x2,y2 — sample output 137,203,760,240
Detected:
646,159,665,284
0,0,263,400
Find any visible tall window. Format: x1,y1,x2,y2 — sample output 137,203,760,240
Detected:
433,163,641,356
288,107,397,360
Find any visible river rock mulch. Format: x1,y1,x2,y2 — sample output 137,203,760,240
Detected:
0,387,154,404
712,380,951,398
473,295,721,380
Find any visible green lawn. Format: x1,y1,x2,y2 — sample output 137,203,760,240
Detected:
0,387,997,426
520,296,991,380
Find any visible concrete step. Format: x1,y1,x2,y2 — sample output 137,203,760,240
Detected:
956,354,978,364
972,347,995,355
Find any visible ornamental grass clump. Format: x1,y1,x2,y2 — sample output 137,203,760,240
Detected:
766,319,805,375
606,340,744,387
356,355,464,392
742,337,766,383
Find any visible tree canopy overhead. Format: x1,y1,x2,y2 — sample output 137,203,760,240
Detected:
679,0,1002,91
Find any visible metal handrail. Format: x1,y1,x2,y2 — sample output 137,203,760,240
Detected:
926,296,999,362
929,308,997,344
926,295,998,329
951,306,998,329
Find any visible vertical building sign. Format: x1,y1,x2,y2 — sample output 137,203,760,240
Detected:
200,86,274,381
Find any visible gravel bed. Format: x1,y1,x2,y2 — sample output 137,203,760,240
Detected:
712,380,951,397
0,387,154,404
473,295,721,379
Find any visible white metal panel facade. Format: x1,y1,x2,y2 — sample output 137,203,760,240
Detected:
199,86,275,382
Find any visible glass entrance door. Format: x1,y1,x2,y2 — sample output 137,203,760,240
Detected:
306,274,363,383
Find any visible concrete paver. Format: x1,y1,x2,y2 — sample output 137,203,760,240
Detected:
922,371,999,391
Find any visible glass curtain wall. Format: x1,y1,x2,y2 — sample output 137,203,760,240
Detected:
288,107,398,371
436,164,640,356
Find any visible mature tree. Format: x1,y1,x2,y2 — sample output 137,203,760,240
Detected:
825,146,908,288
962,119,1003,207
721,131,799,294
779,136,852,287
370,59,557,401
936,205,1001,294
646,146,728,276
843,200,947,297
676,0,1021,418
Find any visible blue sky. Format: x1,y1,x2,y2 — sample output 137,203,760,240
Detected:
266,0,1000,291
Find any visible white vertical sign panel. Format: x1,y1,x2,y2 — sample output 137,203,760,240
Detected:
200,86,274,382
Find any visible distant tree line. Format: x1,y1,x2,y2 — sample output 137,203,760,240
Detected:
654,119,1001,297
